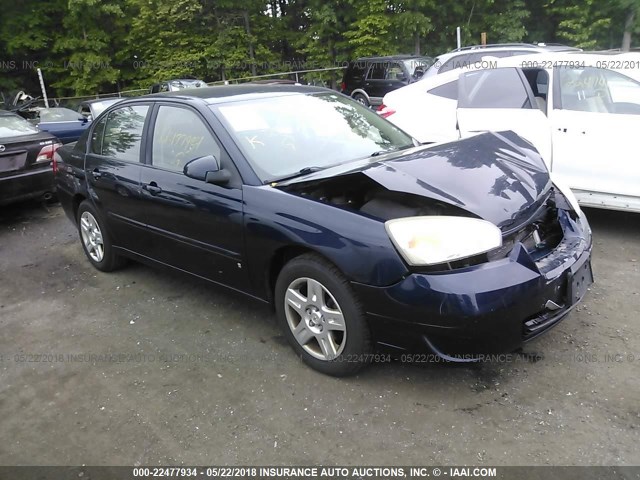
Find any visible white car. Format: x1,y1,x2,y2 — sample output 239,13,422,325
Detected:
381,52,640,213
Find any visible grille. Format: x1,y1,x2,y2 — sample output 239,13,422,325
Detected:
523,308,568,340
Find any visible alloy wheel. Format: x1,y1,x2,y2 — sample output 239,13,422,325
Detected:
284,277,347,361
80,211,104,263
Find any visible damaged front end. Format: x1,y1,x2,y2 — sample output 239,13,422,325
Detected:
274,132,593,358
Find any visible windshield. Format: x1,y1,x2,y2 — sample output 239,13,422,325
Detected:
214,92,414,182
0,113,39,137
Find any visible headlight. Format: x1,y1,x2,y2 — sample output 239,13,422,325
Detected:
385,216,502,266
552,177,582,216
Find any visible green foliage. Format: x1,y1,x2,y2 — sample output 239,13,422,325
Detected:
389,0,435,54
484,0,530,42
344,0,393,57
0,0,638,97
548,0,613,49
52,0,127,95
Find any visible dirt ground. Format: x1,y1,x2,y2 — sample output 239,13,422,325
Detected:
0,201,638,466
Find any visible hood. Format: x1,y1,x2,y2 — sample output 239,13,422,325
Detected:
282,131,551,230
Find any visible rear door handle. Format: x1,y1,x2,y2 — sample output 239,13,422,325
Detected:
143,182,162,195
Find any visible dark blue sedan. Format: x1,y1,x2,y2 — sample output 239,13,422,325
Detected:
33,107,90,143
54,85,593,376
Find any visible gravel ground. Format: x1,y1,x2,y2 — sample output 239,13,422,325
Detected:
0,201,638,466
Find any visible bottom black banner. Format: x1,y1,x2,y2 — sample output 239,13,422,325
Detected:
0,466,637,480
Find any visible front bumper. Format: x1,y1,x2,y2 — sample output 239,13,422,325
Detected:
352,210,593,359
0,165,55,206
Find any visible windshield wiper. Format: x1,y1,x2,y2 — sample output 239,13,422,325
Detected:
370,144,414,157
267,166,326,184
297,166,324,175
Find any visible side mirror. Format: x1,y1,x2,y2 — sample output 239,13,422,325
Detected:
183,155,231,185
413,67,425,80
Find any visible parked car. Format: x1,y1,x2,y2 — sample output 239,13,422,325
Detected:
422,42,581,79
18,107,90,144
380,52,640,213
78,98,124,122
341,55,434,107
55,85,592,376
0,110,60,205
149,79,206,94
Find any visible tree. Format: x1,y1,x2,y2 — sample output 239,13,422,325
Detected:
1,0,640,98
0,0,66,94
483,0,530,42
296,0,355,88
544,0,620,49
125,0,208,87
389,0,435,55
620,0,640,50
344,0,393,57
53,0,127,95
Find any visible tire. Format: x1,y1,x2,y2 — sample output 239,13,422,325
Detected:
77,200,126,272
352,93,369,107
275,253,372,376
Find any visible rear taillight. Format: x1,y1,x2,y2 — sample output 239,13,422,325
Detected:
340,82,346,92
36,143,62,164
377,104,396,118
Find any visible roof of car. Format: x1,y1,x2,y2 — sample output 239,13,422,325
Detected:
418,50,640,88
145,84,330,104
452,43,580,52
432,44,581,65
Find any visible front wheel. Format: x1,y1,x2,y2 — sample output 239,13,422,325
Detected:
77,200,126,272
275,254,372,376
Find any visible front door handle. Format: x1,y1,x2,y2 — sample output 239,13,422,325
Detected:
143,182,162,195
91,168,102,180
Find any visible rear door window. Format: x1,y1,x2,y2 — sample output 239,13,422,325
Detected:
348,63,367,83
99,105,149,161
459,68,532,109
367,63,386,80
90,116,107,154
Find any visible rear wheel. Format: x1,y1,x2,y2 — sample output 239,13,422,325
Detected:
275,254,372,376
352,93,369,107
77,200,126,272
